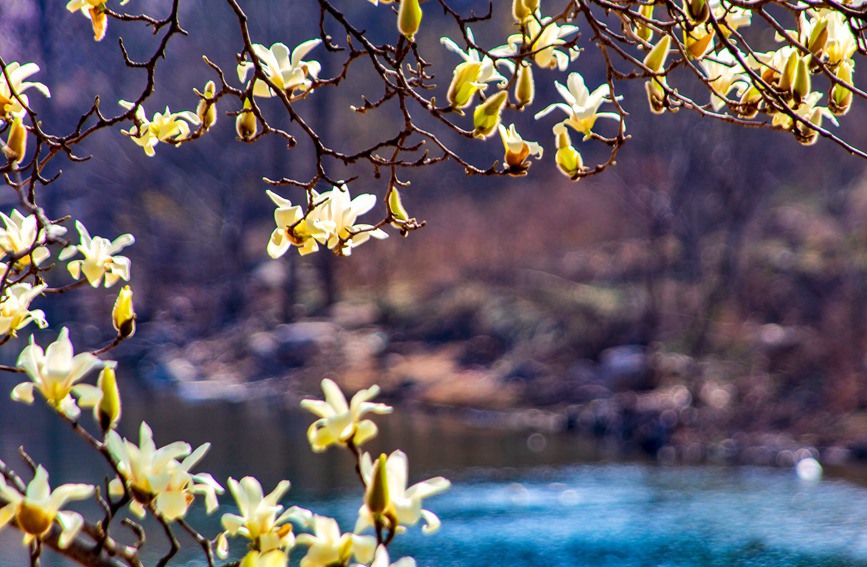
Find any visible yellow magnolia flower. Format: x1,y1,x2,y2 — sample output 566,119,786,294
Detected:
313,186,389,256
0,465,93,549
497,124,543,176
355,450,450,535
106,422,223,520
12,327,102,419
220,476,309,560
300,379,392,452
0,62,50,118
553,123,586,181
295,515,376,567
700,49,747,111
0,210,60,270
118,100,199,156
0,282,47,337
534,72,621,140
3,114,27,165
66,0,128,41
441,28,508,111
59,220,134,287
499,17,579,71
266,189,328,258
238,40,322,99
472,90,508,139
398,0,423,41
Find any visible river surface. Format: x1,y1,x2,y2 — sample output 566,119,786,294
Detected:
2,387,867,566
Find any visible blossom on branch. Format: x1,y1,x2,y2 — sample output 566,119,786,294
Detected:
295,514,376,567
0,210,60,270
300,379,392,452
238,40,322,99
106,422,223,520
118,100,199,156
0,62,50,118
59,220,134,288
355,450,450,536
0,465,93,549
12,328,102,419
534,72,621,140
0,282,47,337
441,29,508,111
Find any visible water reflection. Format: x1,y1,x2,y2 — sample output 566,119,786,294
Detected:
3,387,867,566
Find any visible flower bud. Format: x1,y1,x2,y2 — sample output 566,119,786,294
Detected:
388,187,409,223
196,81,218,131
807,18,828,57
686,0,709,23
634,4,655,43
3,115,27,165
447,61,482,111
829,60,853,116
645,78,667,114
398,0,423,42
515,63,535,109
366,453,391,516
684,29,714,59
89,5,108,42
553,124,585,181
644,35,671,73
97,364,121,432
472,90,508,139
112,285,136,339
235,98,258,141
778,50,798,94
512,0,532,23
792,57,811,104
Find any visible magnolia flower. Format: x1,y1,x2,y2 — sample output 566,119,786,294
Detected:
314,186,389,256
0,62,50,118
0,466,93,549
824,10,857,67
118,100,199,156
356,450,450,535
12,328,102,419
534,72,620,140
552,123,586,181
497,124,543,176
441,29,508,110
238,41,322,99
300,379,392,452
112,285,136,338
352,545,417,567
772,91,838,146
59,220,134,287
498,17,579,71
266,190,329,258
295,515,376,567
0,283,47,337
709,0,751,36
106,422,223,520
0,210,59,269
700,50,747,110
472,90,508,139
66,0,128,41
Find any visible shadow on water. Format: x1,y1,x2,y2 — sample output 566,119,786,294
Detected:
4,383,867,566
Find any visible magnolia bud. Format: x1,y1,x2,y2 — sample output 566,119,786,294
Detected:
196,81,218,131
398,0,423,42
515,63,535,109
807,18,828,57
684,29,714,59
112,285,136,339
97,364,121,432
3,115,27,165
635,4,655,42
472,90,508,139
512,0,532,23
388,187,409,223
553,124,585,181
89,5,108,42
366,453,391,516
645,78,667,114
779,50,798,94
235,98,258,141
686,0,709,23
644,35,671,73
447,61,482,111
792,57,811,104
829,61,853,116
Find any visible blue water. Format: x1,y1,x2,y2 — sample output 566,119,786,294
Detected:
275,464,867,567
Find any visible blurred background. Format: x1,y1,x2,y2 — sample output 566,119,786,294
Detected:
3,0,867,564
